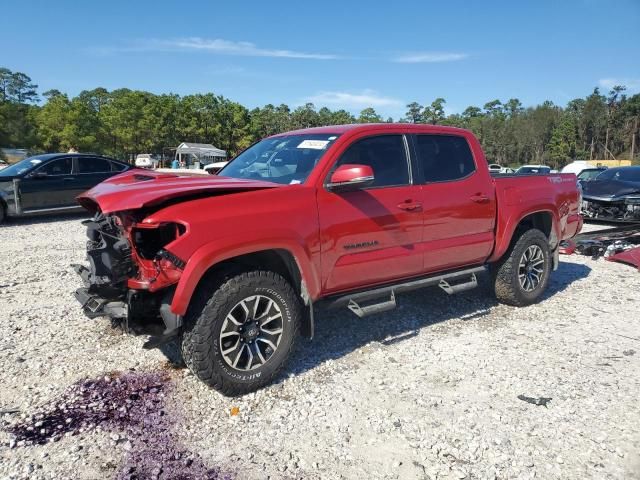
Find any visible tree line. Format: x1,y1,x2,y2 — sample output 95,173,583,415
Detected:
1,67,638,168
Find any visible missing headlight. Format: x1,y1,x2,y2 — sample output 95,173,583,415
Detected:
132,223,185,260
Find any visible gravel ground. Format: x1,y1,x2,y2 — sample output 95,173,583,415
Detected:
0,215,639,480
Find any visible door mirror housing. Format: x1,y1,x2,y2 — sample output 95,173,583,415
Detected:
29,171,49,179
327,164,374,192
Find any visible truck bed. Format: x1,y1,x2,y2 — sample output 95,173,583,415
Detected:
489,173,582,262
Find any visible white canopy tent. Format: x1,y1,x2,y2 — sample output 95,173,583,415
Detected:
174,142,227,168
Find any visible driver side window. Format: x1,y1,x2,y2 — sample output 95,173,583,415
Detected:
38,158,73,176
336,135,409,188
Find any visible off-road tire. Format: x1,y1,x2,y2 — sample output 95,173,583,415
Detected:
181,269,301,396
491,228,551,307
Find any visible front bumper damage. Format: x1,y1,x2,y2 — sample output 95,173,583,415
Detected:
581,195,640,223
73,214,185,348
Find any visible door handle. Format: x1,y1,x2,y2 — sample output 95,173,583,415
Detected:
397,200,422,211
62,177,75,181
470,194,490,204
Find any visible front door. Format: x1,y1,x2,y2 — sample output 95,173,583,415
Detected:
317,134,424,293
19,157,76,211
412,133,496,273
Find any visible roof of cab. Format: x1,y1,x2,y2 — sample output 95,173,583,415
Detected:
269,123,470,138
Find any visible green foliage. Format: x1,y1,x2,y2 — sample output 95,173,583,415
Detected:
357,107,383,123
1,66,639,167
0,68,38,103
404,102,423,123
424,98,446,125
547,115,578,168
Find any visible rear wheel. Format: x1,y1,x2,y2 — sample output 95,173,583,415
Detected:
181,269,301,396
491,228,551,306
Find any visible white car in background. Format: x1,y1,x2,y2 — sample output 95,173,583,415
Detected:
516,164,551,175
488,164,516,174
134,154,158,169
203,160,229,175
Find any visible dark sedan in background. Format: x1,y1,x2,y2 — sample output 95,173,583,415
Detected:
0,153,132,223
581,166,640,223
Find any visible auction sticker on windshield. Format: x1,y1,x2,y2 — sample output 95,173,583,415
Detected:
297,140,329,149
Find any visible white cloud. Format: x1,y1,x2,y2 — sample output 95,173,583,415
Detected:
599,78,640,91
394,52,468,63
305,90,403,108
111,37,340,60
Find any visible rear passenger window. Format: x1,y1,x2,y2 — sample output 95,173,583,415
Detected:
111,161,128,172
335,135,409,188
415,135,476,182
77,157,111,173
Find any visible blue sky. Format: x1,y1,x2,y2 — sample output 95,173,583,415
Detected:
2,0,639,119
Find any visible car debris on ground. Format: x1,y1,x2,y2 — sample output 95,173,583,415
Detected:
517,394,552,408
560,223,640,270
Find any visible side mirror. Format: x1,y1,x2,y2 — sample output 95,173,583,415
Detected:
29,171,49,179
326,164,374,192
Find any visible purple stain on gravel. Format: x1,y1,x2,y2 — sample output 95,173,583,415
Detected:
5,371,231,480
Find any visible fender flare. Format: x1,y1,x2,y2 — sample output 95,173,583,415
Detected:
170,238,321,316
489,206,561,262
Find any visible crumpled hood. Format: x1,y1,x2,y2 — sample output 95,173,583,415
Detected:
77,169,282,214
582,179,640,200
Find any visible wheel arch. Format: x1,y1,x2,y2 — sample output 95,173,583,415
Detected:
199,248,304,295
170,242,319,321
490,209,559,262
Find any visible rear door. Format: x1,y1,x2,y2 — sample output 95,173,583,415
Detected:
73,157,119,199
412,133,496,273
19,157,75,211
317,134,424,293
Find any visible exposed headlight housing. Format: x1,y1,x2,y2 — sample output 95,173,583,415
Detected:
132,222,186,260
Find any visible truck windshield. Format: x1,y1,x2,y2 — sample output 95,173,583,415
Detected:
219,134,340,185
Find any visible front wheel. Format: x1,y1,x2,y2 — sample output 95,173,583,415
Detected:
491,228,551,307
181,270,301,396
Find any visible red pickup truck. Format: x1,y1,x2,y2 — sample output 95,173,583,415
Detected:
74,124,582,395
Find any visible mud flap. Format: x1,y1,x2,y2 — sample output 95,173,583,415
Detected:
552,245,559,271
143,289,182,349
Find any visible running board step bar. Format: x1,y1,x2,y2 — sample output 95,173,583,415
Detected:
322,265,486,316
348,291,397,318
438,273,478,295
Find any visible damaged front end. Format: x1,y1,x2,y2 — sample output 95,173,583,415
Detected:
73,212,186,347
581,195,640,223
581,172,640,223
